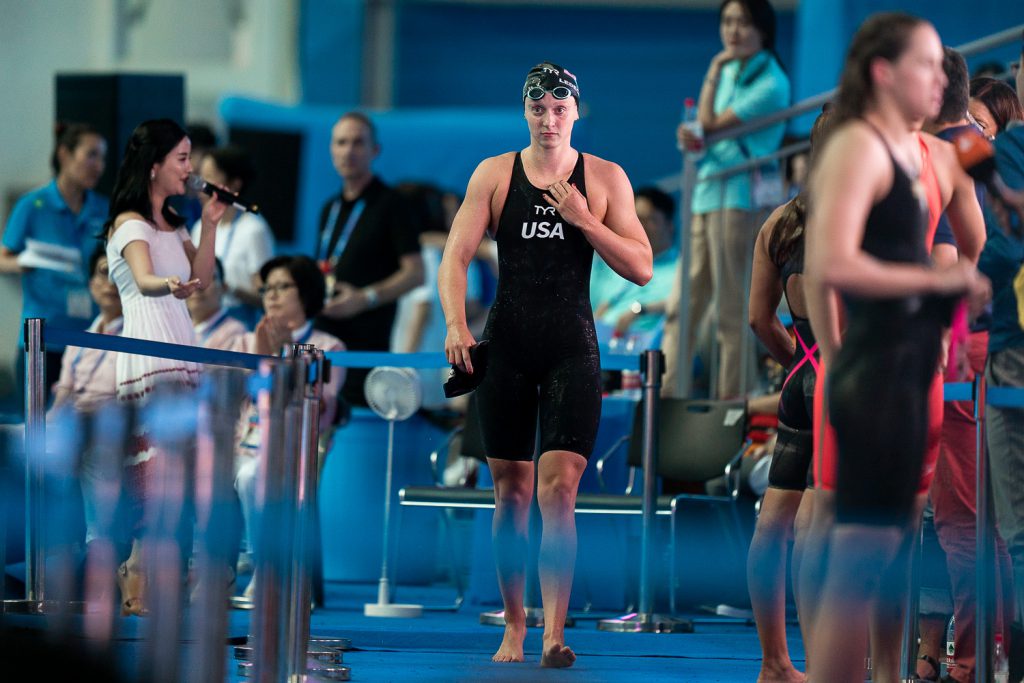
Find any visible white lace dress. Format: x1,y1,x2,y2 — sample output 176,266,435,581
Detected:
106,219,201,402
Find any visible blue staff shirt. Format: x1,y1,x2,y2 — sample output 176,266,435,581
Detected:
692,51,790,215
3,180,108,344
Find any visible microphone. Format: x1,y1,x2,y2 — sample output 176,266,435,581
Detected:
187,174,260,214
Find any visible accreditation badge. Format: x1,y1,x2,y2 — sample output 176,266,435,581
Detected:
67,287,93,320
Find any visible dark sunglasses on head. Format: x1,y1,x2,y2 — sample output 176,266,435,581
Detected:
524,85,574,101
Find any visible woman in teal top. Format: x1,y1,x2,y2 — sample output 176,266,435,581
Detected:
671,0,790,399
0,122,109,408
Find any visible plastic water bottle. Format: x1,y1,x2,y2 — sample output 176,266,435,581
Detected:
994,633,1009,683
679,97,705,159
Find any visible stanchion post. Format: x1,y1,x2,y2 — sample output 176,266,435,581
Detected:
3,317,55,615
598,350,693,633
975,375,992,683
24,317,46,606
82,401,132,648
252,357,295,683
139,388,196,683
0,429,8,607
900,519,923,681
190,368,247,683
637,350,659,616
42,407,87,634
288,345,318,671
288,346,350,679
239,351,348,680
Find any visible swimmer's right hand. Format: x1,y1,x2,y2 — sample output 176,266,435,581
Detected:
965,272,992,321
445,326,477,374
938,262,991,318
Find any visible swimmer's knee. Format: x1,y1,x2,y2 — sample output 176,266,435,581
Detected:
536,479,577,514
493,481,533,511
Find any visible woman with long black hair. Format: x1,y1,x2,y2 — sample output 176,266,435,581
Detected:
104,118,226,614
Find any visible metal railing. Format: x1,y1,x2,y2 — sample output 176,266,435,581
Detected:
667,22,1024,400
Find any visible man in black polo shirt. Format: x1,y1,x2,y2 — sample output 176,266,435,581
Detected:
316,111,424,406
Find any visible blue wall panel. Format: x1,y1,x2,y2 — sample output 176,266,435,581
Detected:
793,1,1024,131
300,0,364,105
393,3,795,188
220,97,530,254
293,1,1019,205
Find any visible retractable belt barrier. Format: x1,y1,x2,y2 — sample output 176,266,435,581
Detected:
7,320,353,682
7,320,642,678
45,325,643,372
17,319,1024,677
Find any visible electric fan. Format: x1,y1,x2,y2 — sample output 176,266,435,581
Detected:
363,366,423,618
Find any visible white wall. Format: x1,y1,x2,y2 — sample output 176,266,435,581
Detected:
0,0,299,216
0,0,299,398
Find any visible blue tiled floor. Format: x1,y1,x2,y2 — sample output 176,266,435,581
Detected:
237,582,802,682
2,581,804,681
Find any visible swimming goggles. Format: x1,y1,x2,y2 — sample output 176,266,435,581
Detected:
524,85,574,101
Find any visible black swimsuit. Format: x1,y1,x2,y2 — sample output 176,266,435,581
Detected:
767,245,819,491
828,126,955,526
474,152,602,461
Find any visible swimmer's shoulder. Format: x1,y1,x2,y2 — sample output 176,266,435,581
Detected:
826,120,888,162
580,152,628,180
474,152,516,181
578,152,632,197
466,153,515,191
464,153,516,212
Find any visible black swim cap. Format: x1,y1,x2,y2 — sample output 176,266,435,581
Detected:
522,62,580,104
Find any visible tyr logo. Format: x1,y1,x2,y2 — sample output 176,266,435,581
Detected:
534,205,556,216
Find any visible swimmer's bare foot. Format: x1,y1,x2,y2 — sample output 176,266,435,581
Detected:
540,640,576,668
756,662,806,683
492,622,526,663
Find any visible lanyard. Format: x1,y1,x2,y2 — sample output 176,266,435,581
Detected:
197,309,230,346
318,198,365,266
70,346,107,393
293,322,314,345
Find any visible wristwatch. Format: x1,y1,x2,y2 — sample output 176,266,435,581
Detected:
363,286,380,308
